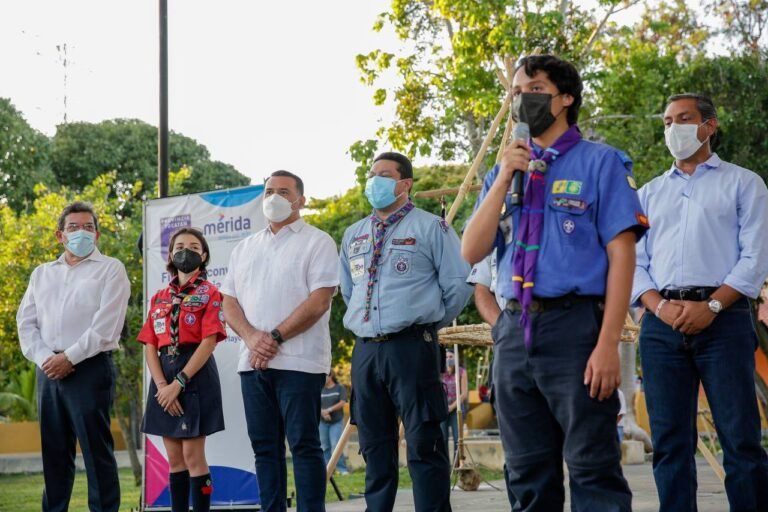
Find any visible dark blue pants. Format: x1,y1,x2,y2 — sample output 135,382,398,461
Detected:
493,301,631,512
37,352,120,512
440,409,460,458
640,300,768,512
351,326,452,512
240,369,326,512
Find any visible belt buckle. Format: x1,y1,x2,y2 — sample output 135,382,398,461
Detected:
679,289,694,301
529,301,542,313
370,335,388,343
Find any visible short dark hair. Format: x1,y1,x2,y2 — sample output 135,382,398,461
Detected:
373,152,413,179
515,55,583,126
667,93,718,147
269,170,304,195
57,201,99,232
666,93,717,121
166,227,211,275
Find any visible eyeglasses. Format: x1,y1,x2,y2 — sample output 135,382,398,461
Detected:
64,223,96,233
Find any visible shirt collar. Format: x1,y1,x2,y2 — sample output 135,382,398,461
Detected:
54,246,105,265
263,217,306,236
666,152,722,177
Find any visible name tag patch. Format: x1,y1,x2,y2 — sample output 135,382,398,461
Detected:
349,240,371,257
392,237,416,245
552,180,583,195
350,256,366,281
551,197,587,211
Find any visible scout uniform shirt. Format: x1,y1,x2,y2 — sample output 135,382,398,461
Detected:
340,205,472,338
138,274,227,347
477,139,648,300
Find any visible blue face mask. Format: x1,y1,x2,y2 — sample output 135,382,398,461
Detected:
365,176,402,209
65,230,96,258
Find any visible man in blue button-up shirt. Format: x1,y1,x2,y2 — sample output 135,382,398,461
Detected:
340,152,472,512
633,93,768,511
464,55,647,512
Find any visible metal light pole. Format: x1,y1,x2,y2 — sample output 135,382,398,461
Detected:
158,0,169,198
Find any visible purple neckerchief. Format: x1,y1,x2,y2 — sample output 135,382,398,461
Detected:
512,124,582,348
363,200,415,321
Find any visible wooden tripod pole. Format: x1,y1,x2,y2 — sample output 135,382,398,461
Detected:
445,92,512,226
326,418,354,482
453,343,466,468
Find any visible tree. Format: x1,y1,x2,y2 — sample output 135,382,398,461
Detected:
355,0,627,164
50,119,250,197
0,98,56,212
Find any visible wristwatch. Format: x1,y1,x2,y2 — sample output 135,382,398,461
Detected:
707,298,723,314
270,329,285,345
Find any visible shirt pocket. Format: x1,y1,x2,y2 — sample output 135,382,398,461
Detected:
548,196,596,249
70,277,103,310
386,244,418,279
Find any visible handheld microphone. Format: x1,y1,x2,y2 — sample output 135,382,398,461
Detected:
510,122,529,206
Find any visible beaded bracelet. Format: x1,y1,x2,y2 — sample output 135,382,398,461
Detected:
175,371,189,390
655,299,668,318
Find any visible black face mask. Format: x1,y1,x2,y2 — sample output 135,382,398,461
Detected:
512,93,561,137
172,249,203,274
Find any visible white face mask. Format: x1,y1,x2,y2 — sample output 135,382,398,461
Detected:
664,122,708,160
262,194,298,223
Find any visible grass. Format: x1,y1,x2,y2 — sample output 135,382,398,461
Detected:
0,466,504,511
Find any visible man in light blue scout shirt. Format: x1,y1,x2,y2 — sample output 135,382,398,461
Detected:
463,55,647,512
340,152,472,512
633,93,768,512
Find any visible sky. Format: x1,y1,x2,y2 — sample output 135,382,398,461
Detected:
0,1,647,200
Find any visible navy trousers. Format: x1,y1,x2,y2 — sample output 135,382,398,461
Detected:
240,369,326,512
640,299,768,512
37,352,120,512
493,301,632,512
351,325,451,512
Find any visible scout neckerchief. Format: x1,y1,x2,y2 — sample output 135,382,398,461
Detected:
363,200,415,322
168,271,205,355
512,124,582,348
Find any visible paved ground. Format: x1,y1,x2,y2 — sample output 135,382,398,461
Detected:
321,458,728,511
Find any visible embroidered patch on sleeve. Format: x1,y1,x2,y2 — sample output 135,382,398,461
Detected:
636,213,649,227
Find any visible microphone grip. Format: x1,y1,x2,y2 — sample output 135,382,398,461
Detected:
510,169,524,206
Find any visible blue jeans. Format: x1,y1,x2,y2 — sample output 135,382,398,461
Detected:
440,409,459,458
240,369,326,512
640,300,768,512
319,419,348,473
493,301,631,512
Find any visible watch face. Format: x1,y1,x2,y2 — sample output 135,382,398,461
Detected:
709,300,722,313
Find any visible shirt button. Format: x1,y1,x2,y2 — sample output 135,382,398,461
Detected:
373,307,377,310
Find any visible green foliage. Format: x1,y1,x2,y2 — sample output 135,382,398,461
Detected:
0,363,36,421
0,99,56,212
50,119,250,198
355,0,607,162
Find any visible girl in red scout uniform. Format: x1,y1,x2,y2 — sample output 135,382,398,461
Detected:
138,228,226,512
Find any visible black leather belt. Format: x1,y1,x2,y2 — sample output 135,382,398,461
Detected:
361,323,436,343
506,294,604,313
660,287,718,301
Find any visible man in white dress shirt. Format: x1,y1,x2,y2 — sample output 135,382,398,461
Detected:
222,171,339,512
17,201,131,512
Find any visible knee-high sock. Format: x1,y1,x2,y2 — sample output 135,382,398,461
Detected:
169,470,190,512
190,473,213,512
